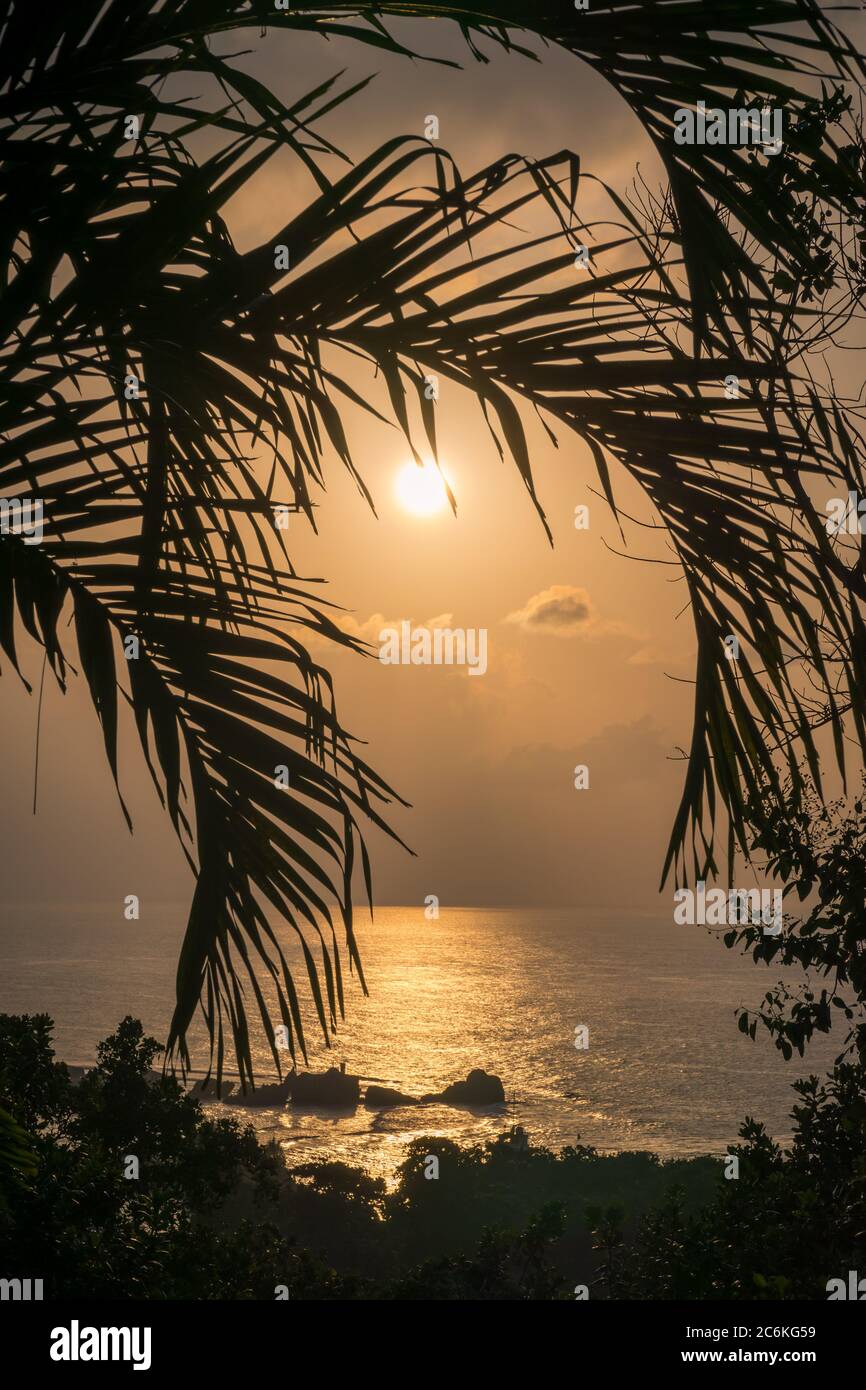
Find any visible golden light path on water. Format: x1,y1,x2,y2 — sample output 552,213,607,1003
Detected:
0,905,842,1185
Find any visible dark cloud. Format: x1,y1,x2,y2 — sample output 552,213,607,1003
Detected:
506,584,593,632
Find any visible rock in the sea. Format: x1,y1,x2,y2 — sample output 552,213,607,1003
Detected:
425,1069,506,1106
364,1084,419,1108
222,1067,360,1108
224,1079,290,1107
196,1079,236,1101
286,1067,360,1107
221,1066,506,1110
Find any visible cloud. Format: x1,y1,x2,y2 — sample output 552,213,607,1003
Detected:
505,585,643,643
505,584,593,633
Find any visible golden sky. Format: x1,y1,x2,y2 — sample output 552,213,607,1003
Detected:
0,16,797,915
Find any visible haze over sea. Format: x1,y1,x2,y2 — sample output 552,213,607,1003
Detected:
0,905,839,1181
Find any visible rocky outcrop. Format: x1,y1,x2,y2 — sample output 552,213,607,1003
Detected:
196,1079,236,1101
223,1079,289,1107
364,1069,505,1108
364,1084,420,1108
420,1069,506,1106
286,1067,360,1107
213,1066,504,1110
221,1068,359,1108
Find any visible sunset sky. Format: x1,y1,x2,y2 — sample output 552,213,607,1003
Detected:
5,5,866,1328
7,13,853,918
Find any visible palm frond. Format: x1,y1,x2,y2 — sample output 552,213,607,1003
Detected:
4,0,863,341
2,3,866,1079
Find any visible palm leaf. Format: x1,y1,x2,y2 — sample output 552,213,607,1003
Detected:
2,2,865,1080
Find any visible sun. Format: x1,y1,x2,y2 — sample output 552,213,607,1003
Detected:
395,461,450,517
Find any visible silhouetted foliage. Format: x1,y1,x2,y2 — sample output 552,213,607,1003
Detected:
618,1061,866,1299
0,1014,719,1298
722,776,866,1062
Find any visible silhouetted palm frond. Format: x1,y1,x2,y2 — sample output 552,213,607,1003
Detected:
2,2,865,1078
5,0,862,341
0,50,416,1085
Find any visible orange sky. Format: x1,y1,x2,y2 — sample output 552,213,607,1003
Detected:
4,14,861,915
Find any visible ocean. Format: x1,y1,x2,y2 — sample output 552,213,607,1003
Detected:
0,903,841,1181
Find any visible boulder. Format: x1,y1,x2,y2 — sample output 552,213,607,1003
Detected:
286,1067,359,1107
196,1079,236,1101
224,1079,289,1107
425,1069,506,1106
364,1084,419,1108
